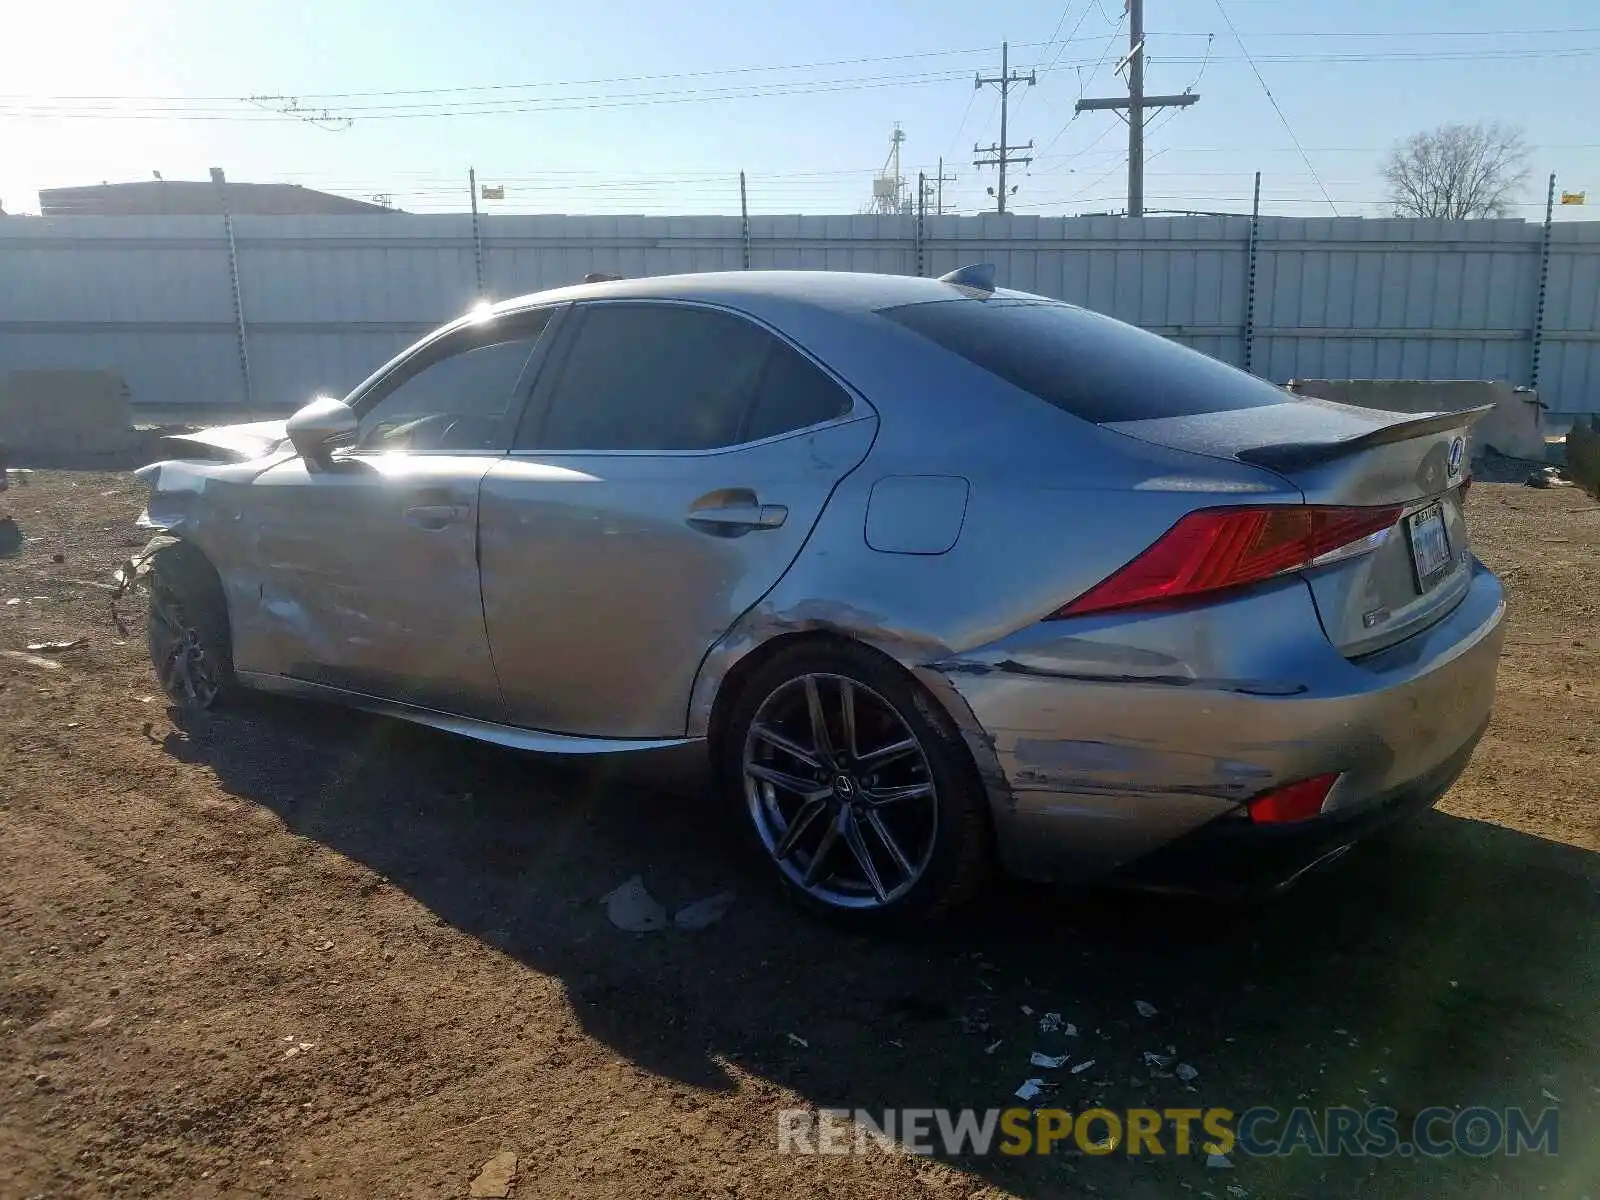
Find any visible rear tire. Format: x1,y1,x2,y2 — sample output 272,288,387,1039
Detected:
719,640,993,929
145,542,237,713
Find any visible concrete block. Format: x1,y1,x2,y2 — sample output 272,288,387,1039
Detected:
0,370,138,455
1285,378,1547,461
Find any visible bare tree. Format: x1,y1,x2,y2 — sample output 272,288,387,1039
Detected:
1381,122,1530,219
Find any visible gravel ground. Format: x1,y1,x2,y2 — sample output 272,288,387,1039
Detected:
1,470,1596,1200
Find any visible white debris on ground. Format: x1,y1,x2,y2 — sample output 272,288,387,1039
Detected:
1205,1151,1234,1169
24,638,87,653
1070,1059,1096,1074
601,876,669,932
1029,1051,1070,1069
0,650,62,671
1176,1063,1199,1082
1038,1011,1077,1036
1014,1078,1049,1102
785,1033,809,1049
1135,1000,1158,1018
672,890,736,931
984,1039,1004,1055
468,1150,519,1199
1142,1051,1173,1069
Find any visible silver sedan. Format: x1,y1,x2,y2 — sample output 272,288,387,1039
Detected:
132,267,1506,927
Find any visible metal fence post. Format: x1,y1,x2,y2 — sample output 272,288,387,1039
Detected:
916,171,926,277
740,172,751,269
212,168,253,408
469,167,486,300
1530,171,1556,392
1243,170,1261,375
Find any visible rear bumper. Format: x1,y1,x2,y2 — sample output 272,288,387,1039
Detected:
1109,718,1487,897
930,559,1507,887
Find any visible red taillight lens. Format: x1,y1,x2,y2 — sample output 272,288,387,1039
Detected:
1246,773,1339,824
1053,504,1402,618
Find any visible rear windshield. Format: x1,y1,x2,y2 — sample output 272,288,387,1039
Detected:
880,297,1290,423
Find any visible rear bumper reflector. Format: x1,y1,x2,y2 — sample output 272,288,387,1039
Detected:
1247,773,1340,824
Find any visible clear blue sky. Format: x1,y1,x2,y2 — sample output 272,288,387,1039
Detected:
3,0,1597,220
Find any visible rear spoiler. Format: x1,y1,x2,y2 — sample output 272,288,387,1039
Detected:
1235,403,1496,472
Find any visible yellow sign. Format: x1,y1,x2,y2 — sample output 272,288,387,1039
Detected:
480,184,505,200
1560,191,1585,205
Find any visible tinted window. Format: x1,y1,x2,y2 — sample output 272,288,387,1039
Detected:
356,313,551,453
534,304,772,451
881,298,1287,423
744,341,852,442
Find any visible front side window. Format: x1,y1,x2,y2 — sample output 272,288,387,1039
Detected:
354,311,553,454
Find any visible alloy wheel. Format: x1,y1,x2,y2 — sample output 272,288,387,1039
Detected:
148,580,222,710
742,672,939,909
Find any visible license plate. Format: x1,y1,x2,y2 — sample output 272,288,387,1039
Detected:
1408,502,1452,590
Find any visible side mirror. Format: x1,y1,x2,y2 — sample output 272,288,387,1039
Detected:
286,395,357,462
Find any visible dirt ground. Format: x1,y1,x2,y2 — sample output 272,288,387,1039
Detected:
1,469,1596,1200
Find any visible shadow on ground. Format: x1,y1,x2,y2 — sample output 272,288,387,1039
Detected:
164,693,1598,1197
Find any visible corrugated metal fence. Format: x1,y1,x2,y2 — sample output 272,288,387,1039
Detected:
2,212,1597,414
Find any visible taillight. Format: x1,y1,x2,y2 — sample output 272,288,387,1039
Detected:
1247,773,1339,824
1052,504,1402,618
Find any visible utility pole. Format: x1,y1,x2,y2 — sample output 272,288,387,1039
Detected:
934,157,958,216
468,167,485,299
973,42,1035,214
1075,0,1199,217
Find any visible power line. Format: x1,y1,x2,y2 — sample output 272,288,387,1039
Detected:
942,87,982,161
1017,2,1103,114
0,44,1054,104
4,39,1599,108
1037,3,1080,65
1211,0,1337,216
1146,25,1600,38
1031,6,1128,161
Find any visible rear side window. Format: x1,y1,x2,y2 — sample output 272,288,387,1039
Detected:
880,297,1288,422
527,302,850,452
744,341,852,443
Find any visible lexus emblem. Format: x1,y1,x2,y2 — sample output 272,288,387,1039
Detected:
1448,436,1465,476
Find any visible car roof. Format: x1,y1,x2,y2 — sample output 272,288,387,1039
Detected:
489,269,1030,318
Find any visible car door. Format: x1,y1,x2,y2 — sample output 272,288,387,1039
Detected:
232,307,561,720
479,299,878,738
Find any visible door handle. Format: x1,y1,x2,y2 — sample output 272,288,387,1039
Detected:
686,503,788,535
404,502,470,530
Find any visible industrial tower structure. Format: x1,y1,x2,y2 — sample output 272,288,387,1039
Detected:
868,123,912,215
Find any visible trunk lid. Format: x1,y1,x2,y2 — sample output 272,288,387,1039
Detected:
1106,397,1488,656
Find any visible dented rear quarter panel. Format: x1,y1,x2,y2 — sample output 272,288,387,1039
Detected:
682,324,1504,885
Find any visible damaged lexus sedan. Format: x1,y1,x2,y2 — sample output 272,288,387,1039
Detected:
130,267,1505,926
